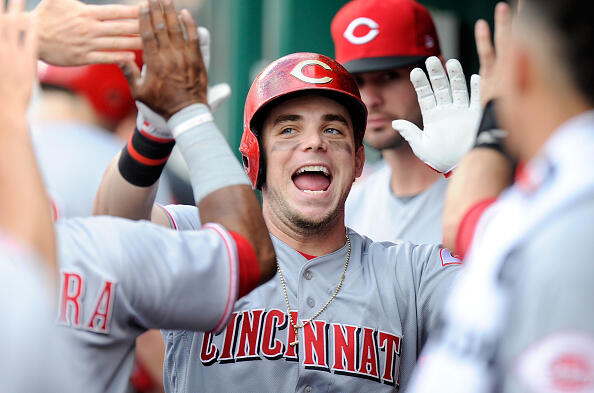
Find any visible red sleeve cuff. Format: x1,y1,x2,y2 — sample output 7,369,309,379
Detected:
229,231,261,298
455,197,497,258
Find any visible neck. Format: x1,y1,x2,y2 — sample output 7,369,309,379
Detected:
262,203,348,256
515,89,592,162
382,144,441,197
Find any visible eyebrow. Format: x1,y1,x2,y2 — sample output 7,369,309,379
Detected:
272,114,302,127
322,113,349,126
271,113,349,127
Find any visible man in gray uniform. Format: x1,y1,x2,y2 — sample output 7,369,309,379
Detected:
392,1,594,392
330,0,481,244
49,2,276,392
97,41,474,393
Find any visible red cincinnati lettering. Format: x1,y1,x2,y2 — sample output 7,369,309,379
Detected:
86,281,114,333
58,272,84,327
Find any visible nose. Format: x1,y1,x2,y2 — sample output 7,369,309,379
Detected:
301,129,327,152
360,84,383,110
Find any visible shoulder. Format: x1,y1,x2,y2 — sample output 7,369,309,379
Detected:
350,229,452,268
518,197,594,284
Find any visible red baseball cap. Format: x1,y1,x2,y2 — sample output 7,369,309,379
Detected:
331,0,441,73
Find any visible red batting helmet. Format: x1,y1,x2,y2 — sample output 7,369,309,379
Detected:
240,52,367,189
37,51,143,126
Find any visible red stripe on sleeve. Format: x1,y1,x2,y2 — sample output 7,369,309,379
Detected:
229,231,261,298
455,197,497,258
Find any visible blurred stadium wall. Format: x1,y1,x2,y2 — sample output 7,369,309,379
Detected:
28,0,502,157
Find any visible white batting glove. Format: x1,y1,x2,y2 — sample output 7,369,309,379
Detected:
392,57,481,175
134,27,232,140
198,27,232,113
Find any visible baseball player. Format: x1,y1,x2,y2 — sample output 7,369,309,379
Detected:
0,2,70,391
95,38,483,390
37,2,275,392
388,1,594,392
330,0,474,244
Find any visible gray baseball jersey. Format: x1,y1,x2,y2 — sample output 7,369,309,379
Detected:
408,111,594,393
161,204,461,392
345,161,446,244
55,215,244,393
0,235,72,393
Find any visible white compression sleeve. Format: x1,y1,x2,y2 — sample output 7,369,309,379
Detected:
168,104,250,204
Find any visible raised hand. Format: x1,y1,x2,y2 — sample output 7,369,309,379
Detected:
34,0,141,66
392,57,481,174
475,2,512,107
120,0,207,120
0,0,38,113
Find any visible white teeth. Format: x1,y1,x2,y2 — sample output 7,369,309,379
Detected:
296,165,330,176
302,190,325,194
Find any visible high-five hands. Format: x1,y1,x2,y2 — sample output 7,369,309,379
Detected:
133,25,231,140
119,0,207,121
392,57,481,175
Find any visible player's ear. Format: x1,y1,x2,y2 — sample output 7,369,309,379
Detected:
354,144,365,179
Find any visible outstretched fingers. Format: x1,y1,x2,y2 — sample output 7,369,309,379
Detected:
469,74,481,112
446,59,469,108
426,56,452,106
180,9,201,65
494,2,512,55
139,3,157,57
475,19,495,74
163,0,184,48
410,67,436,118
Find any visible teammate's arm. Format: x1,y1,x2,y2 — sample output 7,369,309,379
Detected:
442,2,515,253
105,0,275,281
0,0,56,270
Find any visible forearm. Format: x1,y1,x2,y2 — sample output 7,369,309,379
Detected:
0,115,56,270
93,152,159,220
442,148,514,252
170,104,276,282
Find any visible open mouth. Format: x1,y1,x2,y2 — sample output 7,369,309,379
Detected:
291,165,332,194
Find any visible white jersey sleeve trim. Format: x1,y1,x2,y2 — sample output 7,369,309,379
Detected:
157,203,178,230
203,223,239,333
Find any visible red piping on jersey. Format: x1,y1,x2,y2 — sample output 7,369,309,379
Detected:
298,251,317,260
159,204,178,230
229,231,261,298
204,223,239,334
455,197,497,258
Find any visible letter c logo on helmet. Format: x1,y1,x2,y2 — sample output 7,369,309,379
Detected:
343,17,379,45
289,60,334,84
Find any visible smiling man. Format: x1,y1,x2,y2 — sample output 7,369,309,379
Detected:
97,51,468,392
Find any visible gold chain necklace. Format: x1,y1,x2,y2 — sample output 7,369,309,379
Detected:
277,234,351,347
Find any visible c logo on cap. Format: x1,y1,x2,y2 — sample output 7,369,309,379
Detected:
290,60,333,84
343,17,379,45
